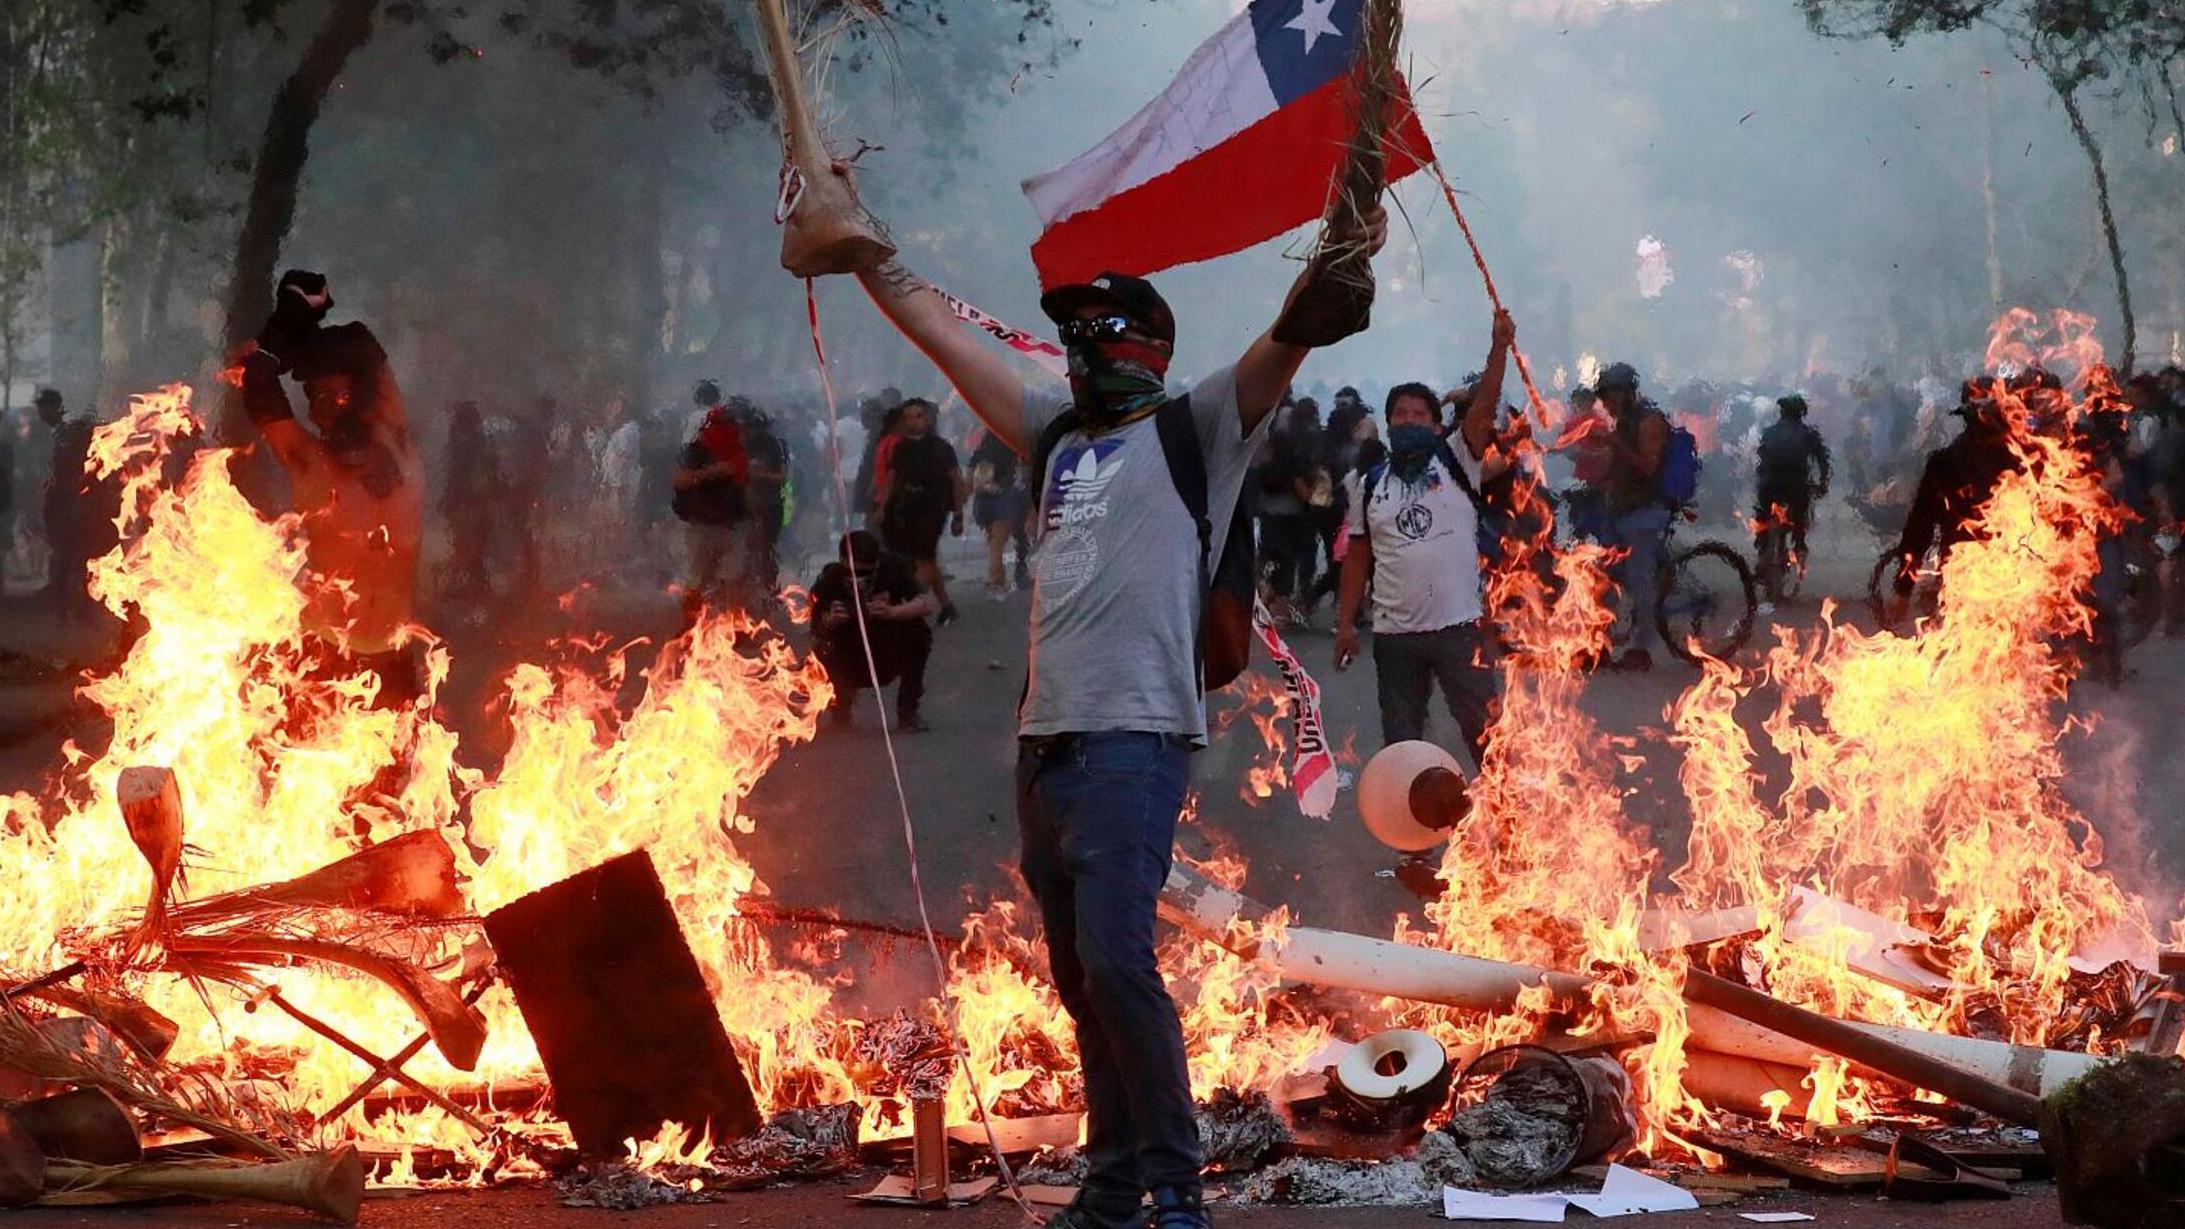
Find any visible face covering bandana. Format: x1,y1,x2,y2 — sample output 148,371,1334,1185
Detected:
1066,335,1171,421
1386,423,1444,487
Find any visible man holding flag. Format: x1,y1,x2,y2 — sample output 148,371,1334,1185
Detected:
828,3,1428,1225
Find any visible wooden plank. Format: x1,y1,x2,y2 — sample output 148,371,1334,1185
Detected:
482,850,761,1157
1691,1128,1953,1190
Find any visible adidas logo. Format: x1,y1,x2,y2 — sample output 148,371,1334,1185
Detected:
1057,447,1125,500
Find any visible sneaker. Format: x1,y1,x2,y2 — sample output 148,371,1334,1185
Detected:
986,582,1013,602
1148,1187,1210,1229
936,602,959,627
1757,601,1776,616
1043,1196,1137,1229
895,712,931,733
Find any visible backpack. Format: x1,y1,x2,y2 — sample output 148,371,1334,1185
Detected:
1658,422,1701,506
1756,422,1814,485
1030,396,1254,692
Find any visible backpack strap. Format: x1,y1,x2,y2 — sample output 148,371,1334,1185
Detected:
1151,397,1218,697
1359,440,1487,525
1026,407,1085,514
1152,397,1213,573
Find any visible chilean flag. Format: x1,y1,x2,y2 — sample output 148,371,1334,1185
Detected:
1023,0,1434,289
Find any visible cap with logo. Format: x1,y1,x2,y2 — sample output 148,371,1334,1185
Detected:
1039,272,1176,346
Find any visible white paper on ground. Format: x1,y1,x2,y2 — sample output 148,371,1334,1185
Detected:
1442,1187,1571,1222
1565,1164,1701,1217
1737,1215,1816,1224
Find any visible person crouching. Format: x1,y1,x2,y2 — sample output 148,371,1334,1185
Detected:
811,529,936,732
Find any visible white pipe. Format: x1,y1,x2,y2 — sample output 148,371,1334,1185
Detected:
1160,864,2100,1100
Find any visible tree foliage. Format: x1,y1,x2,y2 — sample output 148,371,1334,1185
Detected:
1801,0,2185,130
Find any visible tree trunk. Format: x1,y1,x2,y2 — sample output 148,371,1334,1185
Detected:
218,0,378,359
1979,68,2003,312
2053,75,2136,373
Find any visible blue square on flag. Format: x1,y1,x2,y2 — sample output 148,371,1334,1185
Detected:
1250,0,1364,106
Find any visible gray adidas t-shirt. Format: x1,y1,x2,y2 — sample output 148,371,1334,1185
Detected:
1019,367,1264,741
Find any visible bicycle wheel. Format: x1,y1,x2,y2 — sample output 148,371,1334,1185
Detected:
1756,528,1804,605
1868,547,1942,633
1866,549,1903,630
1656,541,1756,664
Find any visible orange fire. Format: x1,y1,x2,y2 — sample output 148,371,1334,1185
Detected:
2,304,2161,1184
1392,309,2155,1148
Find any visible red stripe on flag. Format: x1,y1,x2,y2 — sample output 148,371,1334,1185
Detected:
1030,76,1434,289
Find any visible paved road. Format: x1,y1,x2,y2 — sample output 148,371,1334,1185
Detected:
0,1181,2085,1228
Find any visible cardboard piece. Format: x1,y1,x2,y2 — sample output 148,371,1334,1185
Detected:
850,1175,999,1207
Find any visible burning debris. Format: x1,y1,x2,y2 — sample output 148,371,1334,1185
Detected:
0,305,2179,1229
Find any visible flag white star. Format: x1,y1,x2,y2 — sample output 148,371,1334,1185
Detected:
1283,0,1343,55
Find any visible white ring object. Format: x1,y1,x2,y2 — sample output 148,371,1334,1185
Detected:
1333,1028,1448,1102
1358,740,1466,851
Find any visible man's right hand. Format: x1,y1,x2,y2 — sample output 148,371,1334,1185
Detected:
1333,625,1359,671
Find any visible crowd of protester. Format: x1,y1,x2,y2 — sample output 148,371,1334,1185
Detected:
7,353,2185,696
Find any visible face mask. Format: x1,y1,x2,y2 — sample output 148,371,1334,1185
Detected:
1387,423,1443,486
1065,335,1169,421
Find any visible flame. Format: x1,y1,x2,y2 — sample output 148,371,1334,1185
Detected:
1392,309,2147,1149
3,306,2160,1184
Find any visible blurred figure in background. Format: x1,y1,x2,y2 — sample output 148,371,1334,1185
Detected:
38,387,109,625
673,381,751,626
233,270,426,700
969,422,1031,598
876,396,966,624
439,401,501,604
738,396,791,597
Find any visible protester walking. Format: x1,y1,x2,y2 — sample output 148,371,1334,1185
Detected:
876,396,967,624
673,384,751,626
970,424,1031,598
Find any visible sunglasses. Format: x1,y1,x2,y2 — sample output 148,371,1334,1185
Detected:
1057,314,1135,345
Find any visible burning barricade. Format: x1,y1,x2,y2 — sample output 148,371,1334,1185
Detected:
0,306,2179,1229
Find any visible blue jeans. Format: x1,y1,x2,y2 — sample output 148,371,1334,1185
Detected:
1016,732,1200,1203
1608,506,1672,653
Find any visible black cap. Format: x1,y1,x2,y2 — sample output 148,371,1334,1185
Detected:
1596,362,1641,394
33,387,61,409
1777,393,1808,417
693,379,721,406
1039,272,1175,345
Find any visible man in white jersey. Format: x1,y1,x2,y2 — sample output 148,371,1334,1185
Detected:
1334,310,1516,768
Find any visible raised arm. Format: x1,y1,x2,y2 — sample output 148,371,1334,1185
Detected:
1237,206,1389,434
1459,310,1517,477
853,254,1031,456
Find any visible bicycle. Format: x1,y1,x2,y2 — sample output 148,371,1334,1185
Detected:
1566,491,1756,666
1753,510,1807,607
1650,515,1758,664
1866,546,1941,634
1865,533,2159,645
